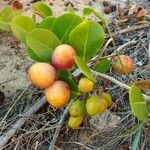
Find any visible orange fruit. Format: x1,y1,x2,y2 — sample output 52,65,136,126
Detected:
78,78,94,93
112,55,134,75
44,81,70,108
28,63,56,89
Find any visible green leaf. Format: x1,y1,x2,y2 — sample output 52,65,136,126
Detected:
70,20,105,61
1,6,12,22
95,58,110,73
39,16,55,30
26,28,61,62
83,7,108,25
1,6,22,22
33,2,52,18
59,70,80,99
0,21,10,31
75,56,96,82
52,13,82,44
27,47,44,62
83,7,93,16
129,85,149,122
10,15,36,43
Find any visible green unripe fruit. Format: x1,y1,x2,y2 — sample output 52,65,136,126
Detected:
102,92,113,108
86,96,101,116
69,100,85,117
68,116,83,128
99,96,107,113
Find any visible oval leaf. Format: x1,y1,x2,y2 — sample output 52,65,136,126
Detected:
83,7,108,25
58,70,80,98
10,15,36,43
0,6,12,22
26,28,61,62
33,2,52,18
27,47,44,62
95,58,110,74
52,13,82,44
129,85,149,122
39,16,56,30
70,20,105,61
75,56,96,82
0,21,10,31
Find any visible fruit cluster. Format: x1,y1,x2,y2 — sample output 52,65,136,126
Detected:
28,43,133,129
68,77,113,128
28,44,76,108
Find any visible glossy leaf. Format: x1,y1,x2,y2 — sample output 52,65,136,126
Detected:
95,58,110,73
33,2,52,18
0,6,12,22
58,70,80,98
10,15,36,43
26,28,61,62
1,6,22,22
83,7,108,25
70,20,105,61
0,21,10,31
27,47,44,62
52,13,82,44
75,56,96,82
129,85,149,122
39,16,55,30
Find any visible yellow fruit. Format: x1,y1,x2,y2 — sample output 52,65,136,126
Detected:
69,100,85,117
112,55,134,75
102,92,113,108
99,96,107,113
44,81,70,108
28,63,56,89
78,78,94,93
86,96,101,116
68,116,83,128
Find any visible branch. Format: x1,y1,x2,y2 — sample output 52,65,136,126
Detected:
105,23,150,38
91,70,150,101
0,97,46,148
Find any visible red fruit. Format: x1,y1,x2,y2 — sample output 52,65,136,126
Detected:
112,55,134,75
52,44,76,70
28,63,56,89
44,81,70,108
